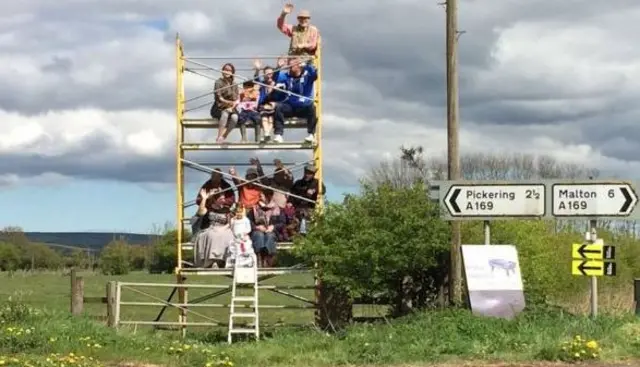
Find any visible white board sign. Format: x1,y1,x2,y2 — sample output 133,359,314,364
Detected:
444,184,545,217
552,183,638,217
462,245,525,319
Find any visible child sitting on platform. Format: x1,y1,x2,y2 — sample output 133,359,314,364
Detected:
237,81,261,142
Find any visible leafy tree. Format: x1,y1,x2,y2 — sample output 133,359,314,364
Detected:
364,145,431,189
68,249,90,269
129,245,149,270
297,183,450,316
20,243,63,270
99,240,131,275
0,242,21,271
0,227,30,248
148,230,180,274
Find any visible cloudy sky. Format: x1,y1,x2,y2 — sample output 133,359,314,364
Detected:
2,0,640,233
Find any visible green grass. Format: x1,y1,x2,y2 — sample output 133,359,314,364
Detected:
1,270,319,327
2,299,640,367
0,270,388,330
3,270,640,367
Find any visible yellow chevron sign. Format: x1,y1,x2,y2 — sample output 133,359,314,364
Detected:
571,239,616,261
571,260,616,277
572,243,603,260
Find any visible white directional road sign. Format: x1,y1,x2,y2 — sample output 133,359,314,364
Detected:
552,183,638,217
443,184,545,218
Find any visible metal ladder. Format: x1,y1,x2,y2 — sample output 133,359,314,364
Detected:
227,253,259,344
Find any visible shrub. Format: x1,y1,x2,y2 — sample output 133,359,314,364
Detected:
0,296,40,324
297,183,450,315
0,326,42,353
98,240,131,275
148,230,179,273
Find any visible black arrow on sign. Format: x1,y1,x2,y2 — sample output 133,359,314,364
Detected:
577,244,600,258
449,188,461,213
577,261,601,276
620,187,633,212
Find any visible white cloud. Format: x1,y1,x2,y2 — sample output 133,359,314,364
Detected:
2,0,640,190
0,108,174,158
168,11,224,40
0,172,72,189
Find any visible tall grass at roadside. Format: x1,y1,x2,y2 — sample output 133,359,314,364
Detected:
2,296,640,367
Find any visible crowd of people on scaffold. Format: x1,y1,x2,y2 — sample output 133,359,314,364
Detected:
209,3,321,145
190,158,325,269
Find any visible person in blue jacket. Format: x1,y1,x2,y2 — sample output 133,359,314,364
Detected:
272,58,317,144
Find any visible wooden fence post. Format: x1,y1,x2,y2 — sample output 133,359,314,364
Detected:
70,269,84,315
634,278,640,316
106,281,118,328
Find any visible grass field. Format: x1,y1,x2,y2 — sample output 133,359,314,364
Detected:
2,270,640,367
0,270,388,331
1,270,318,327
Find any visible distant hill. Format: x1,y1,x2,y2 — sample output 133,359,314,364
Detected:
24,232,161,251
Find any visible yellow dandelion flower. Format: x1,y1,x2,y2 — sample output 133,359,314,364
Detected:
586,340,598,349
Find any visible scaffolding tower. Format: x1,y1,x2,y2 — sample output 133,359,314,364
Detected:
163,34,323,335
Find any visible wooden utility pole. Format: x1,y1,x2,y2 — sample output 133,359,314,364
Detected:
445,0,462,305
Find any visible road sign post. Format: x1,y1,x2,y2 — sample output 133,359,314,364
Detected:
570,233,617,318
484,220,490,245
589,222,598,318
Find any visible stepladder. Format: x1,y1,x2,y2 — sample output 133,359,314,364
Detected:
228,252,259,344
